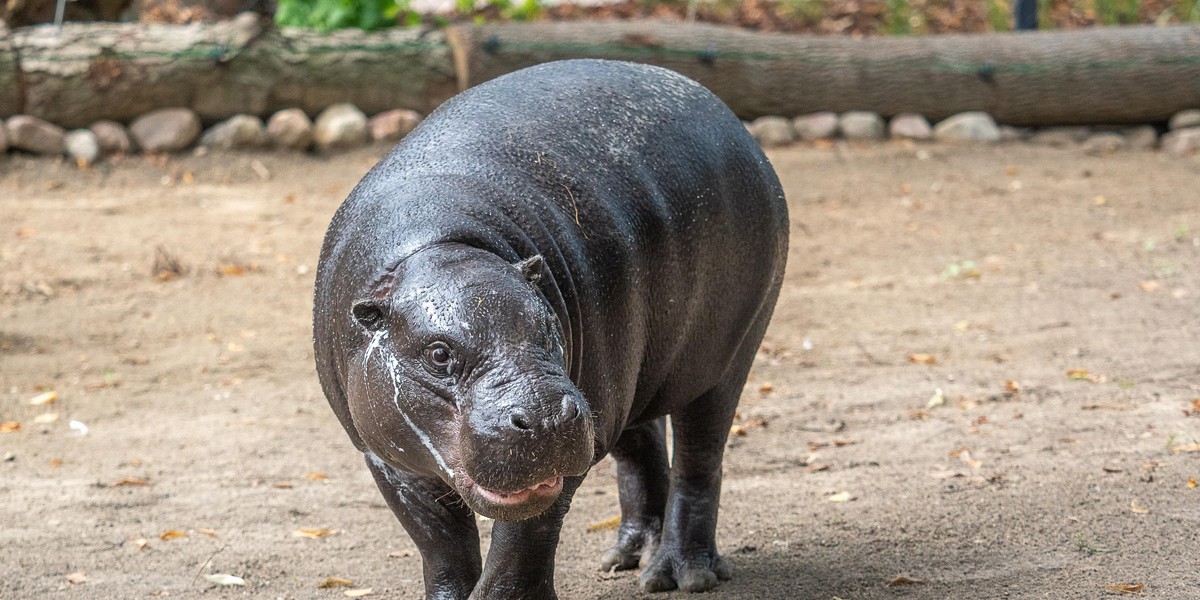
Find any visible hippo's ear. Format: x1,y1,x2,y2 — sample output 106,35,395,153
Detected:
514,255,546,285
350,300,387,331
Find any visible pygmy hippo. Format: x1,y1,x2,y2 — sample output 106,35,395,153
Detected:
313,59,788,599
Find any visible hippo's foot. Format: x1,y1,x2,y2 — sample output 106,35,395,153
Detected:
638,548,731,593
599,519,660,572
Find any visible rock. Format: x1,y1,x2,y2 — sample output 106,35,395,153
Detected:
64,129,100,165
1168,109,1200,131
314,103,369,152
839,111,885,140
267,108,314,151
748,116,795,147
1119,125,1158,150
933,112,1001,143
1028,126,1091,147
792,112,839,140
5,115,66,155
200,114,269,150
129,108,201,153
369,109,422,143
1160,127,1200,155
999,126,1030,143
888,113,932,141
1082,132,1127,155
89,120,134,154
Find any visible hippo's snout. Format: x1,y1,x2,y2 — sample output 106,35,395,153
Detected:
460,382,594,520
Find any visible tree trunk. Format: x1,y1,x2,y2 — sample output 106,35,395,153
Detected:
449,21,1200,125
10,16,457,127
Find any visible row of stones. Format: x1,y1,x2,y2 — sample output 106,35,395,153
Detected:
0,104,421,164
4,104,1200,163
747,110,1200,154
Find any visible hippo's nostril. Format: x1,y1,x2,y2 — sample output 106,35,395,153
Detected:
561,395,581,421
510,412,532,431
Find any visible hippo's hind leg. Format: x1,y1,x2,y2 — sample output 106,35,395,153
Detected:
364,453,481,600
599,418,670,571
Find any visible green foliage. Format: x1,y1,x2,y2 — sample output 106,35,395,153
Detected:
883,0,913,34
986,0,1011,31
1095,0,1142,24
275,0,400,30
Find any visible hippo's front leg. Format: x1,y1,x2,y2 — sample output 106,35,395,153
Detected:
364,453,482,600
470,475,584,600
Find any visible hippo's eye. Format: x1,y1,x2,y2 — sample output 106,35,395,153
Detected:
423,342,455,378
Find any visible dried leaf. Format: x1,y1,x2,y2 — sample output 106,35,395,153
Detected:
204,574,246,587
344,589,374,598
33,412,59,424
886,575,928,587
294,528,339,539
273,481,295,489
1129,500,1149,514
196,528,218,538
65,572,88,584
29,391,58,405
1067,369,1104,383
926,388,945,409
159,529,188,541
1188,477,1196,489
1003,380,1021,393
69,420,89,436
827,491,854,503
758,382,774,394
0,422,21,433
586,515,621,532
1185,400,1200,417
48,458,63,468
729,424,747,437
133,538,150,550
318,577,354,589
388,549,414,558
1138,280,1160,292
1169,444,1200,454
304,472,329,480
115,476,149,487
1104,582,1145,594
908,353,937,365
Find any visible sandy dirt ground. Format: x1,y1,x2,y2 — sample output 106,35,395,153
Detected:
2,142,1198,599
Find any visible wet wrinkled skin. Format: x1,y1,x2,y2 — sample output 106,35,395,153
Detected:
313,59,788,599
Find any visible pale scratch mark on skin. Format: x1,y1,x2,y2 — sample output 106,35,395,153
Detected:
381,348,453,478
560,182,588,239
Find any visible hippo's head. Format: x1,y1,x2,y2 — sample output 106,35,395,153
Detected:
344,244,593,521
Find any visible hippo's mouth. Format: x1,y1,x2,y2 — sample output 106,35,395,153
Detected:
457,471,565,520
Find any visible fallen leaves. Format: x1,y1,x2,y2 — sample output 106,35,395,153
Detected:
29,391,58,406
304,472,329,480
318,577,355,589
1003,380,1021,394
1185,399,1200,417
114,476,150,487
1188,477,1196,489
204,574,245,587
1067,369,1105,383
908,353,938,365
0,422,22,433
949,447,982,470
926,388,945,409
1169,443,1200,454
294,528,340,539
33,412,59,424
65,572,88,584
1129,500,1149,514
827,491,854,503
1104,582,1145,594
586,515,621,533
344,589,374,598
160,529,188,541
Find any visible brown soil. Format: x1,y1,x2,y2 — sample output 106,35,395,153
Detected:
2,142,1198,599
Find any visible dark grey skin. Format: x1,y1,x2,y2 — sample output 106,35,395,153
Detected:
313,59,788,599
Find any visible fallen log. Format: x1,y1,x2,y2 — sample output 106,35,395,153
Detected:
448,21,1200,125
8,15,457,127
